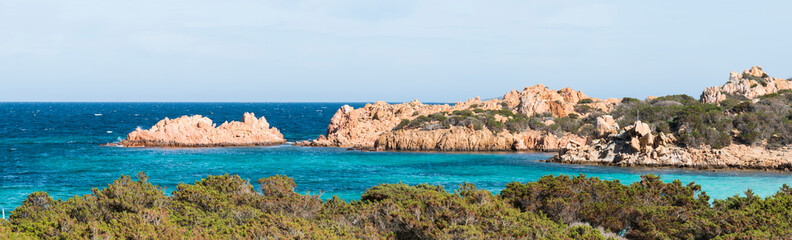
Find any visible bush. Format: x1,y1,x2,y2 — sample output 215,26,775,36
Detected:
500,174,792,240
575,104,594,114
451,110,474,117
651,94,698,105
743,72,768,87
5,174,792,239
2,174,610,240
621,97,641,104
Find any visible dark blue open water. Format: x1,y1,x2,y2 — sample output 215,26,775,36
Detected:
1,103,791,211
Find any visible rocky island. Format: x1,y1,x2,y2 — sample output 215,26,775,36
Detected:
115,112,285,147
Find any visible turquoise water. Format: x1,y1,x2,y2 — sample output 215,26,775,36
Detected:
2,103,791,211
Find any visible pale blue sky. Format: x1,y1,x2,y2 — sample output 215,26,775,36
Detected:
1,0,791,102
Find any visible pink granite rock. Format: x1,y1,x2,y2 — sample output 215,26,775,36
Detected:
296,84,615,151
117,112,285,147
701,66,792,104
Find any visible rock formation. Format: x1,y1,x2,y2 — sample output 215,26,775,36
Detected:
297,84,618,150
700,66,792,104
373,126,584,152
550,121,792,170
295,100,462,149
594,115,619,138
117,113,285,147
507,85,620,117
373,126,514,151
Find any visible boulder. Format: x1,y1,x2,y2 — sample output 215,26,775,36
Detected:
595,115,619,138
631,121,652,137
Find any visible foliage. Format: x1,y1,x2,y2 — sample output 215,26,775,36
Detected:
729,92,792,148
395,108,533,133
742,72,768,87
4,174,792,239
500,174,792,240
621,97,641,104
1,173,608,240
609,93,791,149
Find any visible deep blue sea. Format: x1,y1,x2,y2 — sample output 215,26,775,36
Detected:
1,103,792,212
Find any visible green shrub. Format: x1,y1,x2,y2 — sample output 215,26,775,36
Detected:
5,174,792,239
651,94,698,106
743,72,768,87
451,110,474,117
501,174,792,240
2,174,613,240
575,104,594,114
622,97,641,104
394,119,411,130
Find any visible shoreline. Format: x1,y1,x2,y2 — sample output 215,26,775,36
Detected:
543,158,792,173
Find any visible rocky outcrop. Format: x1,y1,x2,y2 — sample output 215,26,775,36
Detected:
508,85,620,117
373,126,585,152
512,131,586,152
701,66,792,104
298,84,619,150
594,115,619,138
117,113,285,147
295,100,464,149
373,126,514,151
550,121,792,170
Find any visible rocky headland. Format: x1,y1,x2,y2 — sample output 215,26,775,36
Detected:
549,119,792,170
550,66,792,170
296,84,619,151
115,112,285,147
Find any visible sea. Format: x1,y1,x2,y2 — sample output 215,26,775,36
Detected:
1,102,791,211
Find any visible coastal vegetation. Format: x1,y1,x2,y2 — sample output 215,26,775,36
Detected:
394,107,601,138
2,173,791,239
394,108,535,133
612,91,792,149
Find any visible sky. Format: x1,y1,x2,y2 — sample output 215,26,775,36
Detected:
1,0,791,102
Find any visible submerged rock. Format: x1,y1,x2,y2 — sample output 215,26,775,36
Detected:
116,112,285,147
